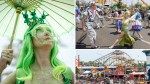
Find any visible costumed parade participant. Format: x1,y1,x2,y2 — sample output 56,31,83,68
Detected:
75,1,86,32
115,10,123,34
109,11,135,49
1,11,73,84
131,8,143,38
84,1,101,49
75,1,81,24
96,7,105,28
146,10,150,28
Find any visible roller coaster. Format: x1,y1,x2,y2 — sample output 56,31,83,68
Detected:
93,50,135,66
96,0,149,7
78,50,137,67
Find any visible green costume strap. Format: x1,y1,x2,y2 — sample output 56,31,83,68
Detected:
62,67,73,84
16,80,24,84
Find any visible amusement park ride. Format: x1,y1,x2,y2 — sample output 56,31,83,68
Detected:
76,50,146,83
77,50,136,67
96,0,149,7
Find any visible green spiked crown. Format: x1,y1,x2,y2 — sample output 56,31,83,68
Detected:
22,10,49,30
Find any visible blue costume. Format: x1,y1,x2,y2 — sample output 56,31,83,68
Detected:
116,19,122,30
131,12,142,31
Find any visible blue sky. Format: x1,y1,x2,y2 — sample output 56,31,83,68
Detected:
76,49,147,62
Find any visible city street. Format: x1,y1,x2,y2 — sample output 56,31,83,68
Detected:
76,20,150,49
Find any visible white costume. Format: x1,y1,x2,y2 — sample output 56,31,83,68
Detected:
84,7,97,48
96,8,104,28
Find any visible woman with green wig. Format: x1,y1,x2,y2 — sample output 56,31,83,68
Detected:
109,11,135,49
1,11,73,84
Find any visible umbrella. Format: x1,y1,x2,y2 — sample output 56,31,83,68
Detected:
0,0,75,48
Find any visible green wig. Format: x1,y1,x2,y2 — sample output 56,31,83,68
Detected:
16,23,73,84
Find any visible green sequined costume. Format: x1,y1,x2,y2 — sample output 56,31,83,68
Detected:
119,22,135,48
16,11,73,84
1,19,73,84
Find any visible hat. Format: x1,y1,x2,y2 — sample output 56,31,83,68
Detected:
90,1,96,6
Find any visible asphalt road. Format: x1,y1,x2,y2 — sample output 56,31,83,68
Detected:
76,19,150,49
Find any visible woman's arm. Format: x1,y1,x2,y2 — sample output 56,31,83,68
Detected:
124,18,133,24
0,58,7,74
0,49,13,74
114,16,123,20
107,16,123,20
1,71,16,84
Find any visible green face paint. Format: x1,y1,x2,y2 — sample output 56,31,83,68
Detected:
31,24,54,48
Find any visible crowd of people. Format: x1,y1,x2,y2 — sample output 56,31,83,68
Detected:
76,65,146,84
76,1,150,49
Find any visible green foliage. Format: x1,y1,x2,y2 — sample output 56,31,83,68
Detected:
110,1,127,10
22,10,49,30
135,2,142,8
148,6,150,10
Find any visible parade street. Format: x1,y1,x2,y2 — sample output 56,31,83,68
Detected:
76,20,150,49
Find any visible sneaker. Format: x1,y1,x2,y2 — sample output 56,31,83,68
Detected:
139,36,143,39
109,46,113,49
97,26,100,29
115,31,121,34
91,46,99,49
146,26,149,28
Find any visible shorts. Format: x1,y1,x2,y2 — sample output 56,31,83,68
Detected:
116,20,122,29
